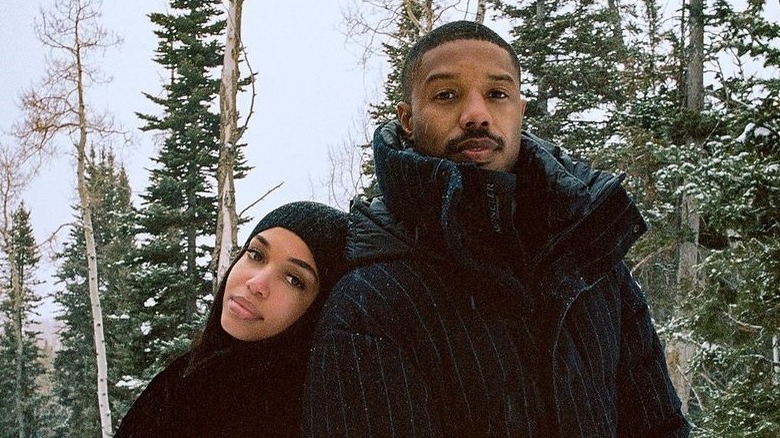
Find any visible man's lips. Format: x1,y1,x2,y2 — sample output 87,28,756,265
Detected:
227,296,262,320
451,137,500,163
454,137,499,152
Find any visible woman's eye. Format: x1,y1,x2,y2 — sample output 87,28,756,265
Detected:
286,274,305,290
246,248,264,262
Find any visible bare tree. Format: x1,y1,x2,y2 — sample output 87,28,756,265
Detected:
340,0,474,64
12,0,122,435
214,0,245,288
325,121,373,209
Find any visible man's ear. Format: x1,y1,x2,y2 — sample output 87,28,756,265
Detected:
396,102,413,139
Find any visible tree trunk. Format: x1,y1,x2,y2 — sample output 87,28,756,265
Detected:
74,26,113,437
667,0,704,415
215,0,243,289
13,1,119,432
773,332,780,386
605,0,628,109
422,0,434,32
11,255,25,438
404,0,434,35
475,0,486,23
535,1,550,118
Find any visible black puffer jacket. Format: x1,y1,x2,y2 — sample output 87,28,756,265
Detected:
303,120,689,437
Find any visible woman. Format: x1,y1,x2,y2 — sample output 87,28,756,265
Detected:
116,201,348,437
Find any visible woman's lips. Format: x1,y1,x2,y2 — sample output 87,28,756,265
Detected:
227,296,262,320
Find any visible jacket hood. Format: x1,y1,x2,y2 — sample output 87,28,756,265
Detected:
349,119,646,285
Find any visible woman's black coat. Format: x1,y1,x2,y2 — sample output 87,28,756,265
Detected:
116,249,325,438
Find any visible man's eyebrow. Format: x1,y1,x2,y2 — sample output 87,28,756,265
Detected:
424,71,517,85
488,73,517,84
424,72,456,84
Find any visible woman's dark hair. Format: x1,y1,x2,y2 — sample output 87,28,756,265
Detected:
184,201,348,374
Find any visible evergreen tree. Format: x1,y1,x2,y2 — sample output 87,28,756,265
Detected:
52,150,136,437
130,0,225,381
677,1,780,434
0,205,52,437
495,0,635,152
571,0,780,432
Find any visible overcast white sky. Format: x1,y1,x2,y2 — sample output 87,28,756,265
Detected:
1,0,776,321
0,0,400,319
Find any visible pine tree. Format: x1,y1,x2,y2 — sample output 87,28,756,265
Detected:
495,0,634,153
130,0,225,381
0,205,52,437
677,0,780,434
52,149,136,437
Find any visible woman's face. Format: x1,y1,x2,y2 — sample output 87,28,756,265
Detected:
221,227,320,342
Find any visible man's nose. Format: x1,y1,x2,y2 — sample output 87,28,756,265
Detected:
459,92,491,130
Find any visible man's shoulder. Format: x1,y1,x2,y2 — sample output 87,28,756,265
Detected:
346,197,418,264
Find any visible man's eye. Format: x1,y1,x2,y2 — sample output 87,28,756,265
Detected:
434,90,457,100
488,90,509,99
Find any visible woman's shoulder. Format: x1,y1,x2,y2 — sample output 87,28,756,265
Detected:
115,352,192,437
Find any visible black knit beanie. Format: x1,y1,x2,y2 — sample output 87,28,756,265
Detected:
245,201,349,292
185,201,348,373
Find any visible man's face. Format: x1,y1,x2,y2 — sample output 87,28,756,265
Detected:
397,39,526,173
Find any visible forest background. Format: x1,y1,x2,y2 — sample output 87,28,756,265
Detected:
0,0,778,437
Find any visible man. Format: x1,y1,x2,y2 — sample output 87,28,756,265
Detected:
304,21,689,437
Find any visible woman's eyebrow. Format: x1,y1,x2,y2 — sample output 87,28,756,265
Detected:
288,258,319,282
252,234,319,283
251,235,269,247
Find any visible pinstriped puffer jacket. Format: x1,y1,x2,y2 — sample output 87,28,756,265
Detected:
303,120,690,437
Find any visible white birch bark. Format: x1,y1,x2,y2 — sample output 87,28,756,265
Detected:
475,0,486,23
215,0,244,288
11,255,24,438
13,0,119,434
73,6,112,433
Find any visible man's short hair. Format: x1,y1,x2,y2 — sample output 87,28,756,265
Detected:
400,20,521,103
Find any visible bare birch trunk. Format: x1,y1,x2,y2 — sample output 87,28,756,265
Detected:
75,47,113,438
71,1,113,432
475,0,486,23
215,0,244,289
422,0,434,32
14,2,117,432
403,0,434,35
666,0,704,415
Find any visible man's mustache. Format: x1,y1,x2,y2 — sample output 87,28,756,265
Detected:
445,129,504,154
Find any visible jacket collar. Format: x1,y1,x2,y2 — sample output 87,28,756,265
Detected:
373,120,521,270
366,119,646,290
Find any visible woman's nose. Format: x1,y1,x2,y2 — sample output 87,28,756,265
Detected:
246,270,271,297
